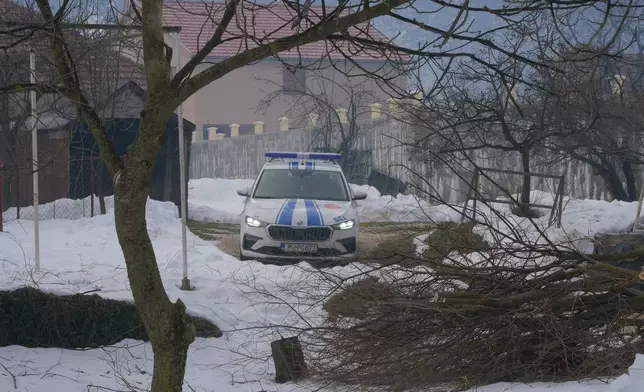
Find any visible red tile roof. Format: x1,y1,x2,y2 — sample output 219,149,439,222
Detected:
162,1,394,61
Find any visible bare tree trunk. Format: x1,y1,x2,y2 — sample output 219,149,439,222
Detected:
520,148,531,208
97,159,106,215
622,157,637,202
596,154,629,201
566,150,630,201
113,117,195,392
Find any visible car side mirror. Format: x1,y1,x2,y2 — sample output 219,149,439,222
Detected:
236,186,251,197
352,190,368,200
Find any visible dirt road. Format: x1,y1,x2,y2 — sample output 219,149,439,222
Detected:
187,220,430,259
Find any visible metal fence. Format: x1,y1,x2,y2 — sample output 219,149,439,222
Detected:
0,155,121,225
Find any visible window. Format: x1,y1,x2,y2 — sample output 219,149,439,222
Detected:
282,65,307,94
253,169,349,201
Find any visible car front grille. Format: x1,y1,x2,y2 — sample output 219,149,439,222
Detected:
268,225,332,241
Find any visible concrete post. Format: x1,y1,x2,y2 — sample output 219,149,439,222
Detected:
279,116,289,131
230,123,240,137
194,129,204,142
207,126,218,140
308,113,319,127
336,108,348,124
254,121,265,134
388,98,399,115
370,103,382,120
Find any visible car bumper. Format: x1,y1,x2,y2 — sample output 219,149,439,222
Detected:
240,223,358,261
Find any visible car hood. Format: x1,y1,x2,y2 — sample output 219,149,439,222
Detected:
246,198,355,227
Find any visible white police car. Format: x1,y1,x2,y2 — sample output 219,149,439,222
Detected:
236,152,367,264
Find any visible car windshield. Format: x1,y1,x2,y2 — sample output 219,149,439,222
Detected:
253,169,349,201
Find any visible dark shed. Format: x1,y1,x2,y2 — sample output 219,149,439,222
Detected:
10,80,194,217
67,114,195,215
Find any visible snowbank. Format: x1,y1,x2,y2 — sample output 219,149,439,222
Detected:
188,177,254,223
0,198,337,391
187,177,461,223
187,179,643,233
2,194,116,222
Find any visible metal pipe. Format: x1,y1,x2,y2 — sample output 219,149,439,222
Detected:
30,52,40,271
175,32,191,291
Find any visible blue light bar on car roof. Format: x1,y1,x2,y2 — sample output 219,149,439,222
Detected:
264,152,342,161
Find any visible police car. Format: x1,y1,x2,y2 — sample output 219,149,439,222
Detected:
236,152,367,264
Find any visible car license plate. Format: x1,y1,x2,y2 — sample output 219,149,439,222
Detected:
282,243,317,253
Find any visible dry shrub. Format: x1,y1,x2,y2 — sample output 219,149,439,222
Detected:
366,223,432,259
310,252,642,391
422,221,489,262
322,277,394,321
367,222,489,268
0,287,222,349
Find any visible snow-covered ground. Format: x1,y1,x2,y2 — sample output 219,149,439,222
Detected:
188,177,451,223
0,178,643,391
1,178,448,224
187,179,643,236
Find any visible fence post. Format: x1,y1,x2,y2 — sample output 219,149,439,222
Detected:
388,97,399,115
193,130,203,142
207,126,218,140
389,97,400,115
230,123,240,137
279,117,289,131
370,103,382,119
253,121,265,134
335,108,348,124
308,113,319,127
0,160,3,232
15,170,19,220
90,157,95,218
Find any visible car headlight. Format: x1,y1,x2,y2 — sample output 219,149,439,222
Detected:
245,216,267,228
332,219,355,230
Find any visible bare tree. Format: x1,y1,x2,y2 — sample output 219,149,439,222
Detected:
0,0,138,219
413,56,564,216
1,0,642,391
544,47,644,201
